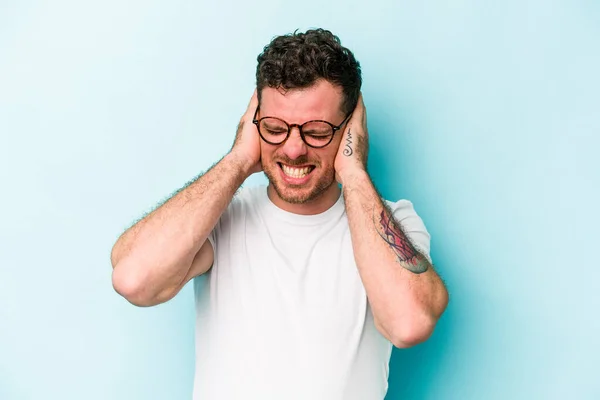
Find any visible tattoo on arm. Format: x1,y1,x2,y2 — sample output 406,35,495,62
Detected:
343,130,353,156
376,208,429,274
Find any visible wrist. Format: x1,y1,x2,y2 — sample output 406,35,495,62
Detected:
337,165,369,187
224,151,256,180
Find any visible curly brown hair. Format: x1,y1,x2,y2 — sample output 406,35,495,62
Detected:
256,28,362,115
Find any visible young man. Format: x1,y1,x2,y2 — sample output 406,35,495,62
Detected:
111,28,448,400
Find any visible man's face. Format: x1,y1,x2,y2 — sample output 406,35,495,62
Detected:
258,80,346,205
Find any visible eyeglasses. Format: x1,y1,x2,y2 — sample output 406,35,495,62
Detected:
252,106,351,148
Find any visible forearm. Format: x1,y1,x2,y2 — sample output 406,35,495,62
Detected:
111,152,251,302
342,170,448,347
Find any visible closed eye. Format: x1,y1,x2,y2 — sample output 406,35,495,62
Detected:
305,133,332,140
266,128,287,135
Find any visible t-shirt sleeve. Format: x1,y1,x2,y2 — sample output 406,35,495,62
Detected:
206,207,226,257
386,199,433,264
206,221,218,252
205,190,242,257
207,222,219,254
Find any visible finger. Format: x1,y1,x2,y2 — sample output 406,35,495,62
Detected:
347,92,364,124
245,89,259,117
357,92,366,117
355,92,368,125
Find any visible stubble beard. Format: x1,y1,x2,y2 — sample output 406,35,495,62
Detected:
262,161,335,205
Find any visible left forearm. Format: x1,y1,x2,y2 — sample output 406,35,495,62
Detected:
342,170,448,347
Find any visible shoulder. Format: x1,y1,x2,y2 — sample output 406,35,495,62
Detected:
222,185,266,218
383,197,427,231
384,198,414,213
210,185,265,240
225,185,261,207
384,198,421,223
235,184,265,202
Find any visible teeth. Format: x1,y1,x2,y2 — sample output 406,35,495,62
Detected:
282,164,311,178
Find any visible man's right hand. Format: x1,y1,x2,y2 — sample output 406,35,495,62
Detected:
229,90,262,176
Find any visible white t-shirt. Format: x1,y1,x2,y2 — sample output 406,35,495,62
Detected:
192,185,431,400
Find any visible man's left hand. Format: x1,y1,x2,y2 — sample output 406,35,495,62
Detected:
334,93,369,185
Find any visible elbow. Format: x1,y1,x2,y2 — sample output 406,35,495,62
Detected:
112,262,169,307
387,313,437,348
386,294,449,349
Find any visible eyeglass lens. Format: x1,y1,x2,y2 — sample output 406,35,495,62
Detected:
258,118,333,147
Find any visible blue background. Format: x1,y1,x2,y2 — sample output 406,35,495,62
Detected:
1,1,599,399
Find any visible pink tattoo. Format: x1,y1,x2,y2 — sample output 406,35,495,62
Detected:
378,209,429,274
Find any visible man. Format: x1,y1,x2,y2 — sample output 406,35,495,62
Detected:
111,29,448,400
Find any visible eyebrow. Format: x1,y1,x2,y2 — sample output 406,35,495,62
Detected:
263,120,286,127
261,113,343,125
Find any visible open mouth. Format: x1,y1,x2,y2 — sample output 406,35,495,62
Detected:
278,162,315,179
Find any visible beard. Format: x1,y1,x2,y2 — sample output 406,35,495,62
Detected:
262,156,336,204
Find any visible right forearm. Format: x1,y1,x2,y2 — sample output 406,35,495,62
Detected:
111,152,251,296
112,90,261,306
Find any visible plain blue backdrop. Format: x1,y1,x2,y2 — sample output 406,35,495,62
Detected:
1,0,599,399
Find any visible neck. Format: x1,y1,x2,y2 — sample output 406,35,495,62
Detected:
267,183,341,215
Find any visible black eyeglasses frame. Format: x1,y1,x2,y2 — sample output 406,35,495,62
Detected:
252,106,352,149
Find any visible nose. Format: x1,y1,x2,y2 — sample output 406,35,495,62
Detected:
281,126,308,160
